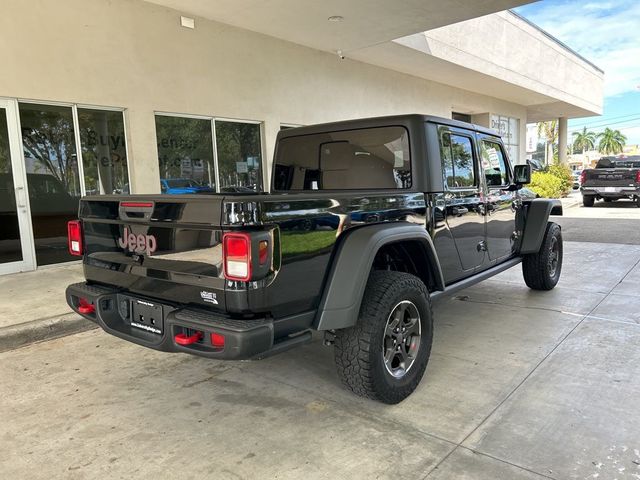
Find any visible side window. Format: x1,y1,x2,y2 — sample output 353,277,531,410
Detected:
440,132,476,188
481,140,510,187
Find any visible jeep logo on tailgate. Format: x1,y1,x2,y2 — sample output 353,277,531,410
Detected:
118,227,157,255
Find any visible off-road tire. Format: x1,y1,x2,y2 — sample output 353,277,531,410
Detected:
582,195,595,207
333,271,433,404
522,222,563,291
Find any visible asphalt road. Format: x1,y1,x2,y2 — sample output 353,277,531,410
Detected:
557,193,640,244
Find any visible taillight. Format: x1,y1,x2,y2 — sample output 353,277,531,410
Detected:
223,232,251,281
635,171,640,183
67,220,83,256
580,170,587,184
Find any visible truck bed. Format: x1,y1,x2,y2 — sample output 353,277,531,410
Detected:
78,191,425,318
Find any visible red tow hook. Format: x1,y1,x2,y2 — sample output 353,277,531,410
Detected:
77,299,95,315
174,331,203,346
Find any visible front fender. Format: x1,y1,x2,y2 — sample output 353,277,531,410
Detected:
520,198,562,254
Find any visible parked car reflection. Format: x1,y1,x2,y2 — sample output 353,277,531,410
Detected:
160,178,215,194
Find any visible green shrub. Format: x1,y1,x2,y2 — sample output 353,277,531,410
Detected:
529,171,564,198
547,164,573,194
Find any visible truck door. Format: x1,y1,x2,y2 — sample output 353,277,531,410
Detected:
478,136,518,262
438,127,485,274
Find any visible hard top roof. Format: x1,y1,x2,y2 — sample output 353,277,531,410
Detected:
277,114,500,139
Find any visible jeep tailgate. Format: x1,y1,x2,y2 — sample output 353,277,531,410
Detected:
79,195,227,311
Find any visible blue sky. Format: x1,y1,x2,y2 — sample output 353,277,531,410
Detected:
514,0,640,145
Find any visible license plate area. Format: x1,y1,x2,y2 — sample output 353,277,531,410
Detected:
605,187,616,193
131,299,163,335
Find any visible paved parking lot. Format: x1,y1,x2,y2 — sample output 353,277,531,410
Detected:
3,239,640,480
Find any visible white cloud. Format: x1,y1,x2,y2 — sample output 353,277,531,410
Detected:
517,0,640,97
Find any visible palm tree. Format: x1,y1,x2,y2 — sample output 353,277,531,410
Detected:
597,128,627,155
537,120,558,165
572,127,597,153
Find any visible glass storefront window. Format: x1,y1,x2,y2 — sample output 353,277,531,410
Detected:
155,115,215,194
19,103,81,265
78,109,129,195
215,121,263,192
490,114,520,164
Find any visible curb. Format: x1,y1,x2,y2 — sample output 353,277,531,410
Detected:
0,313,98,353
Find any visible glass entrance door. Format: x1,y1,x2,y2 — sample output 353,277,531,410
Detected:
18,103,82,266
0,100,35,274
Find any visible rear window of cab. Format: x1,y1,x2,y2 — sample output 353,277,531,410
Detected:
273,126,411,191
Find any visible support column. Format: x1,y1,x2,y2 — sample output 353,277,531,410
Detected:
558,117,568,165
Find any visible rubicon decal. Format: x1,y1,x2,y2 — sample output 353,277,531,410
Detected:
117,227,157,255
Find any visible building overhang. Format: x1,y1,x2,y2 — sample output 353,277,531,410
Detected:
349,11,604,121
145,0,534,52
144,1,603,122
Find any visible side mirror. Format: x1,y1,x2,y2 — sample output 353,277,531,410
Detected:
514,164,531,185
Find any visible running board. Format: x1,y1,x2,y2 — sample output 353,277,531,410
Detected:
430,257,522,302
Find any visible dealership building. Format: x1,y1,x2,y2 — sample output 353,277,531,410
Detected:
0,0,603,274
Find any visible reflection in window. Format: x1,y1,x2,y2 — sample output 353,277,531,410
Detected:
216,121,263,192
481,140,510,186
440,133,475,188
19,103,81,265
155,115,215,194
78,109,129,195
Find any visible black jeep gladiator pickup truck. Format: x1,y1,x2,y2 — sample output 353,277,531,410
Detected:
66,114,563,404
580,155,640,207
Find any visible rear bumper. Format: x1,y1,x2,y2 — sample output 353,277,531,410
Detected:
581,186,640,197
66,282,277,360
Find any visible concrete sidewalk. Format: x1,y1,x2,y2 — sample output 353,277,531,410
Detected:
2,240,640,479
0,263,92,352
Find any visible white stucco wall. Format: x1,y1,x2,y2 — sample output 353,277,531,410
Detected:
0,0,529,192
423,11,604,115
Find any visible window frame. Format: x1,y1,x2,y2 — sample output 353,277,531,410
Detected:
272,125,413,192
17,98,130,196
154,112,265,193
439,130,478,191
480,138,512,188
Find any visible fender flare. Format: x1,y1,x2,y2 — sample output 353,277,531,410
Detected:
314,223,445,331
520,198,563,254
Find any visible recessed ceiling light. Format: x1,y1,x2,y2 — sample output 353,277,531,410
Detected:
328,16,344,22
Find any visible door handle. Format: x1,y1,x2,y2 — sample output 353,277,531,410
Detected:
15,186,27,208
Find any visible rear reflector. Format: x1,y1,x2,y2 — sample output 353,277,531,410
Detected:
211,332,225,348
67,220,83,256
223,232,252,281
258,240,269,265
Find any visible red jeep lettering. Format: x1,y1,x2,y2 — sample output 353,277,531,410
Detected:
117,227,157,255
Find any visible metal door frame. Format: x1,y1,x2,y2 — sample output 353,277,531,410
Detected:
0,98,36,274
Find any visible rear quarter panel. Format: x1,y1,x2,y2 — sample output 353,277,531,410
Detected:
238,192,427,317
